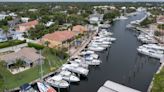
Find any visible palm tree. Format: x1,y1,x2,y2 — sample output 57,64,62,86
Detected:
44,41,50,47
2,26,9,40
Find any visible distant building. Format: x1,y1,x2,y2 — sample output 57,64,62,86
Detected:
89,13,104,24
28,9,38,12
0,14,8,20
8,18,20,27
16,20,38,32
42,30,76,48
156,16,164,24
72,25,87,35
1,47,44,69
21,17,30,23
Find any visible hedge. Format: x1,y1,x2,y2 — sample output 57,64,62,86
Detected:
28,42,44,50
0,40,26,49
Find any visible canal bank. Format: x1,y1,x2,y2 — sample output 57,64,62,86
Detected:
63,12,160,92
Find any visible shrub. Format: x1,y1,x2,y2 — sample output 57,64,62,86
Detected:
0,40,26,49
28,43,44,50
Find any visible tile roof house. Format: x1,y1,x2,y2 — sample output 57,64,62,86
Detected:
42,30,76,48
72,25,87,35
1,47,44,67
157,16,164,24
16,20,38,32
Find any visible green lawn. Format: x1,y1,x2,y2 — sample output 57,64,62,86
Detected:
152,67,164,92
0,47,67,91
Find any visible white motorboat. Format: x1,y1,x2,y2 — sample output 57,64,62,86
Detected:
142,44,164,51
59,70,80,82
88,45,105,51
137,47,164,59
69,59,89,69
85,59,102,66
46,75,69,88
37,81,56,92
118,16,128,20
62,64,89,76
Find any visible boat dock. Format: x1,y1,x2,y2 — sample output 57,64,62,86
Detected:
97,80,141,92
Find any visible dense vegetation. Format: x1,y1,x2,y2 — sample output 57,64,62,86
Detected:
157,24,164,30
103,10,120,21
152,67,164,92
28,42,44,50
0,40,26,49
140,16,156,27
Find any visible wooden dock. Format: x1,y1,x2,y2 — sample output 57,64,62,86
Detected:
97,80,141,92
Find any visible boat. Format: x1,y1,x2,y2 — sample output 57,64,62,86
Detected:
46,75,69,88
37,81,57,92
62,64,89,76
59,70,80,82
69,58,89,69
88,45,105,51
118,16,128,20
137,47,164,59
142,44,164,51
20,83,37,92
85,59,102,66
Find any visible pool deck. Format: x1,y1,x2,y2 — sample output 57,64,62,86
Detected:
97,80,141,92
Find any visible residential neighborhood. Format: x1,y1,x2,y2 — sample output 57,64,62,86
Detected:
0,1,163,92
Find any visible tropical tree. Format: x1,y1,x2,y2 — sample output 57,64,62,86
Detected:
2,26,9,40
44,41,50,47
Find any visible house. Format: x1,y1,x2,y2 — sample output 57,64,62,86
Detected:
72,25,87,35
42,30,76,48
89,13,104,24
28,9,38,12
8,18,20,27
0,47,44,69
21,17,30,23
0,14,8,20
45,21,54,27
156,16,164,24
16,20,38,32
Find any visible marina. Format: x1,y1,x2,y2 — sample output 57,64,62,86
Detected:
55,11,161,92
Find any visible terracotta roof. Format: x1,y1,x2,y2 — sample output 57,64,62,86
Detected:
43,30,76,42
1,47,44,64
157,16,164,23
18,20,38,26
72,25,87,33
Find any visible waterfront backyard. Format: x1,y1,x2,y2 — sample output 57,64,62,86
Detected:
0,47,67,91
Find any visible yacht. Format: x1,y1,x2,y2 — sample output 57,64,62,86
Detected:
46,75,69,88
85,59,102,66
142,44,164,51
88,45,105,51
69,59,89,69
137,47,164,59
118,16,128,20
59,70,80,82
62,64,89,76
37,81,56,92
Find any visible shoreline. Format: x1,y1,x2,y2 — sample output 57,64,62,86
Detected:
147,57,164,92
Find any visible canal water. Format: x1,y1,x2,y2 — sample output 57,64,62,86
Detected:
62,12,161,92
